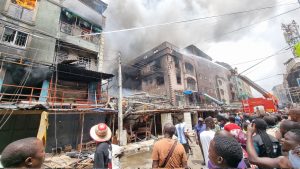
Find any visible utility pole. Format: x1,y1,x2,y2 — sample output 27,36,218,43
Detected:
118,52,124,146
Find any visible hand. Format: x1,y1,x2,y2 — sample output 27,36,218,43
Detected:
293,146,300,156
247,123,255,135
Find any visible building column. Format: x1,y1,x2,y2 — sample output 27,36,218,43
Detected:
0,67,6,92
88,82,97,103
97,34,105,72
161,113,173,133
39,80,50,102
183,112,193,132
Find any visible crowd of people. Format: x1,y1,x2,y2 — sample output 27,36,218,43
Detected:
0,109,299,168
152,109,300,168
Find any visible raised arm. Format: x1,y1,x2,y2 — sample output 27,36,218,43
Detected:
246,124,290,168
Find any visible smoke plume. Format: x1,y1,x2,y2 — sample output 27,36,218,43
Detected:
102,0,281,72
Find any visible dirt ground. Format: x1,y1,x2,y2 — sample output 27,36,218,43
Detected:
120,136,205,169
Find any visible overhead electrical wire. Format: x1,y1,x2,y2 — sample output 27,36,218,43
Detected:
69,2,299,37
254,74,283,82
239,46,289,75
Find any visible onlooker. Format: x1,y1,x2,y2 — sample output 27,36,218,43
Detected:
276,120,297,140
252,119,281,158
224,115,241,132
152,123,188,168
90,123,112,169
208,135,243,168
263,115,277,137
175,116,191,154
235,113,242,126
194,117,206,165
213,118,221,132
111,144,124,169
0,137,45,168
289,109,300,122
247,125,300,168
207,130,249,169
200,117,215,167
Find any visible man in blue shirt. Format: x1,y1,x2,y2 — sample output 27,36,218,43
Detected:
175,116,192,155
194,117,206,165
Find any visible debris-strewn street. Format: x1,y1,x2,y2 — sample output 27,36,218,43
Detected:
121,135,204,169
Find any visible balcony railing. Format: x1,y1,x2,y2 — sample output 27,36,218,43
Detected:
0,83,109,110
60,22,101,45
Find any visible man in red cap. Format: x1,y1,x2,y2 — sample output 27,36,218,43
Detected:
90,123,112,169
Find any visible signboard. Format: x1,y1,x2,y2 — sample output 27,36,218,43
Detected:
295,42,300,57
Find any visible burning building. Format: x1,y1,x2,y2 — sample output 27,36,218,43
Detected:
0,0,115,152
123,42,252,130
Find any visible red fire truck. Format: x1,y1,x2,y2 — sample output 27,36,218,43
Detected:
237,74,279,114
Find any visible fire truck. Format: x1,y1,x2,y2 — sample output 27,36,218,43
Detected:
237,74,279,114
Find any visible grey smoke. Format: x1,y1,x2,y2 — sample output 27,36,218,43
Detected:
102,0,282,73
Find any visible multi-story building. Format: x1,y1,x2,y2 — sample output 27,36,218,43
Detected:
282,20,300,104
123,42,252,130
0,0,114,152
272,84,290,107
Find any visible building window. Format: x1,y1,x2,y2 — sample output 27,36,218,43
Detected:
1,27,28,47
176,72,181,84
185,62,194,76
220,89,225,96
187,77,196,91
156,76,164,85
7,1,35,22
218,79,223,86
78,56,91,69
297,78,300,87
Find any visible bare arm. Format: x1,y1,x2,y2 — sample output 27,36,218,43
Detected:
184,132,192,143
182,161,188,169
246,124,291,168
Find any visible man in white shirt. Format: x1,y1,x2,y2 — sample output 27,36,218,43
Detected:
200,117,215,167
112,144,124,169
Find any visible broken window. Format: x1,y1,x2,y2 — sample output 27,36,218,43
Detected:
1,27,28,47
156,76,164,85
218,79,223,86
187,78,196,91
220,89,225,95
176,72,181,84
174,57,180,69
7,1,35,22
78,56,91,69
185,62,194,76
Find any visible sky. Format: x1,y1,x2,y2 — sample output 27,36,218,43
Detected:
101,0,300,97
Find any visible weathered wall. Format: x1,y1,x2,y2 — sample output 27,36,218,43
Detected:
26,0,60,64
0,114,40,152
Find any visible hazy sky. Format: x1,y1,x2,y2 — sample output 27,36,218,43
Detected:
101,0,300,97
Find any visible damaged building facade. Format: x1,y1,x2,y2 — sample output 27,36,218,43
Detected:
0,0,114,152
124,42,252,130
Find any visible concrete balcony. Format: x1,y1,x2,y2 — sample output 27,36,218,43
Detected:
59,22,100,52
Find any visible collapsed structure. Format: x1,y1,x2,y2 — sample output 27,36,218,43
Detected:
0,0,114,152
